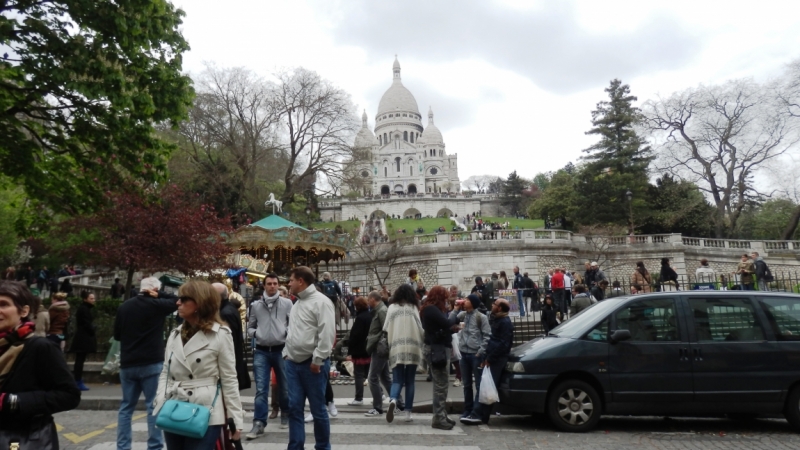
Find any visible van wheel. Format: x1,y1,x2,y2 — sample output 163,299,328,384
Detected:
547,380,601,432
785,386,800,430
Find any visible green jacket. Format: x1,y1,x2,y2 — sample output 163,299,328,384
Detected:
366,301,388,355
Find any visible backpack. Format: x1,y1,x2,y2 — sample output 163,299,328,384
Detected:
322,281,338,300
758,260,775,282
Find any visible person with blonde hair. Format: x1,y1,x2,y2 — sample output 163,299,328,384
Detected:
154,280,244,449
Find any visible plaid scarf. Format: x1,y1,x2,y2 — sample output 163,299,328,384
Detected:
0,320,36,388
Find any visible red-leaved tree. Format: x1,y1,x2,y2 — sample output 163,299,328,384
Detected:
59,184,233,295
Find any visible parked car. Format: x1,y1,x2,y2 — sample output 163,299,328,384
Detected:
498,291,800,432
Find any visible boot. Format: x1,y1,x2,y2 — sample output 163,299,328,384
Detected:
269,384,279,419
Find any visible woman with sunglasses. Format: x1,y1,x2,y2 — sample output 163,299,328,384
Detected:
154,280,244,449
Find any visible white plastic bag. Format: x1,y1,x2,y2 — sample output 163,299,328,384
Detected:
478,366,499,405
451,333,462,361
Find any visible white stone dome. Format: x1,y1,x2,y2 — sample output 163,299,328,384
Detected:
377,57,420,117
421,107,443,144
354,110,376,147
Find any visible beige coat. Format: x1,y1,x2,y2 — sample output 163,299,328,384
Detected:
154,322,244,430
631,270,652,293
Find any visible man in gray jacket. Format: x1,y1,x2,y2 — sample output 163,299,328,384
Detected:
284,266,335,450
458,294,492,425
246,273,293,439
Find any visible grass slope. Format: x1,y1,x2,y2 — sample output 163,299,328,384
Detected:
312,216,545,238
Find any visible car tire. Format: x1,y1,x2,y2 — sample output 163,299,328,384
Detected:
547,380,601,432
784,386,800,430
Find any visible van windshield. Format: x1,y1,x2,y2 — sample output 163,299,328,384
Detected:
548,297,628,338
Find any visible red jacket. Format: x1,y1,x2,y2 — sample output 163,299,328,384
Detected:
551,272,565,289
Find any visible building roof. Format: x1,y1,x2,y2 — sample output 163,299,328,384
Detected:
250,214,308,231
420,106,443,144
354,110,377,147
377,57,420,116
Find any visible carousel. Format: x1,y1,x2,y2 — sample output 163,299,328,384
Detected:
225,214,350,280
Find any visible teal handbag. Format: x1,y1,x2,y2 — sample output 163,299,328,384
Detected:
155,353,221,439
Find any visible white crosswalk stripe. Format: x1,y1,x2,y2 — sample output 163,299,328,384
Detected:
87,445,479,450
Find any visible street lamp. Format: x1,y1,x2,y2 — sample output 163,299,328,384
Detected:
625,190,634,236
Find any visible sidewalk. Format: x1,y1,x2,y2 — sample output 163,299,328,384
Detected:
77,374,469,414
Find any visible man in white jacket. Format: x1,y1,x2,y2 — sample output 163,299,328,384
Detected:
284,266,335,450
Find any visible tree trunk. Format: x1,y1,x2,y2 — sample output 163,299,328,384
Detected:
781,205,800,241
124,266,136,300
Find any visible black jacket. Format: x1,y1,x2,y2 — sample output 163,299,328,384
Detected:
220,298,250,390
114,293,178,369
512,273,524,289
420,305,457,347
659,265,679,286
347,309,372,359
541,306,559,331
0,337,81,430
69,302,96,353
485,314,514,364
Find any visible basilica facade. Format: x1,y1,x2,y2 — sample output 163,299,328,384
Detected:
346,57,460,196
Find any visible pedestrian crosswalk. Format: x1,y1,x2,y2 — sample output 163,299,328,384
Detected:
86,445,480,450
87,413,474,449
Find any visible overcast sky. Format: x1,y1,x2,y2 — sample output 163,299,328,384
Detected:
176,0,800,182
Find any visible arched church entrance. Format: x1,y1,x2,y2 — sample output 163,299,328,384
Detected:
370,210,387,219
403,208,422,219
394,185,404,194
436,208,454,218
380,185,390,195
407,184,418,194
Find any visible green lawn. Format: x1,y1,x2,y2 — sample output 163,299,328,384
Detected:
311,216,545,238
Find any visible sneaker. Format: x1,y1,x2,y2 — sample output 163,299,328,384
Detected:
280,414,289,429
76,380,90,391
327,401,338,417
304,413,313,423
386,399,396,423
404,411,413,422
347,399,363,406
432,421,455,430
382,394,388,403
245,421,265,440
453,380,462,387
445,416,456,425
460,414,482,425
364,408,383,417
364,380,368,386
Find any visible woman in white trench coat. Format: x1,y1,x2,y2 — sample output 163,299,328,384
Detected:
154,280,244,449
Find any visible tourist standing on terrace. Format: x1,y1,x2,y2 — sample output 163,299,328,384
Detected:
384,284,424,424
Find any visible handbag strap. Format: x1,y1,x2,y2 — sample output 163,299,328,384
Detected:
165,351,222,410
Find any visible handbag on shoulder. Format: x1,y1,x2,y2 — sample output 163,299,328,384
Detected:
155,353,221,439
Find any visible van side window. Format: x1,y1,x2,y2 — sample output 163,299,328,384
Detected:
689,298,765,342
758,297,800,341
584,318,609,342
613,299,678,342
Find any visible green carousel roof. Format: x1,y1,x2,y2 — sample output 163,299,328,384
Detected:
250,214,308,231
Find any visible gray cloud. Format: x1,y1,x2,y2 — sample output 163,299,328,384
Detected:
323,1,700,95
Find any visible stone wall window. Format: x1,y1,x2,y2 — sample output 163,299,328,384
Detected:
395,157,401,172
410,133,414,143
403,131,408,141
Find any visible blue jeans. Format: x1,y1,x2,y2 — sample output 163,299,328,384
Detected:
459,353,482,416
390,364,417,411
286,358,331,450
476,357,507,423
118,362,163,450
164,425,222,450
253,349,289,424
516,290,526,316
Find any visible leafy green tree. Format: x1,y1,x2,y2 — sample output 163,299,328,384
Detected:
1,0,194,214
639,174,714,237
528,170,579,228
532,172,551,192
577,79,653,232
736,199,800,240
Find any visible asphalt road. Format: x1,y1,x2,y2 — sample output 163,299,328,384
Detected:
54,408,800,450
